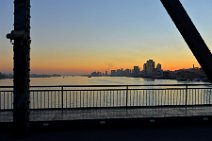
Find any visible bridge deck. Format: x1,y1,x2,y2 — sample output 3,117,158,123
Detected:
1,106,212,123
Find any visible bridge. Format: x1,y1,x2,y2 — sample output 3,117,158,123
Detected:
1,84,212,126
4,0,212,137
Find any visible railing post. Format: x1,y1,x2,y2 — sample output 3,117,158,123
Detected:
185,85,188,106
61,86,64,109
126,86,128,107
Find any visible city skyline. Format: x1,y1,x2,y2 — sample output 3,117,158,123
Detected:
91,59,200,76
90,59,207,82
0,59,201,76
1,0,212,74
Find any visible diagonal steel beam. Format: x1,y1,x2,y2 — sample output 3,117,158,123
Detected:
161,0,212,83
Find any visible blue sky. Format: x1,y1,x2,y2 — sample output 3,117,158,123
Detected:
1,0,212,74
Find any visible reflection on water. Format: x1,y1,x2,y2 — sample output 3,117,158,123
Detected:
0,76,209,86
0,76,211,110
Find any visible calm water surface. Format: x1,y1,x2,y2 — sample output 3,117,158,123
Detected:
0,76,208,86
0,76,211,109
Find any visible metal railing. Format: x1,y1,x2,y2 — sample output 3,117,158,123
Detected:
0,84,212,110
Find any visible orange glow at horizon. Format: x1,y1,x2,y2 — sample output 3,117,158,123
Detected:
1,43,201,74
29,58,200,74
1,57,201,74
1,0,211,76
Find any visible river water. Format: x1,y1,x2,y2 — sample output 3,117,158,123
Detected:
0,76,211,109
0,76,208,86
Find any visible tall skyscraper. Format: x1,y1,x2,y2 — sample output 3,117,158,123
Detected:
144,59,155,76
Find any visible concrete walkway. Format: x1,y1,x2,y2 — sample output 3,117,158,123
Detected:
1,106,212,122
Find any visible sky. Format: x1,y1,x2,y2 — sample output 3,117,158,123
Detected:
1,0,212,74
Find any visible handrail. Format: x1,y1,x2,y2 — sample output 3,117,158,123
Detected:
1,84,212,110
0,83,211,88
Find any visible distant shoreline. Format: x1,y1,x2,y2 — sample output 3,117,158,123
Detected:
0,74,61,80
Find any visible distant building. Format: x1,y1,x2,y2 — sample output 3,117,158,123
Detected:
105,71,108,76
156,63,162,71
110,69,131,77
132,66,140,77
155,63,163,78
91,62,208,81
91,71,102,76
117,69,124,76
0,72,12,79
111,70,116,76
175,67,207,81
163,70,175,79
124,69,131,76
143,64,147,75
143,59,155,77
